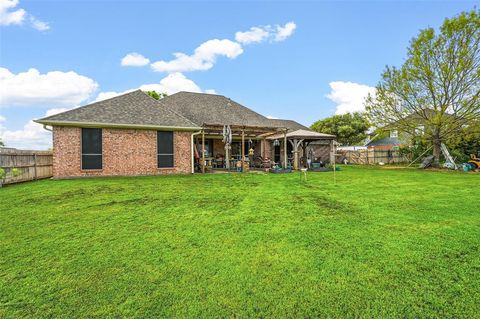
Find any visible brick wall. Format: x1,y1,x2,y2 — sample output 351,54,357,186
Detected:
52,126,192,178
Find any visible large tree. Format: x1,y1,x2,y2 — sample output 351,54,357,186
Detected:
145,90,167,100
310,112,370,145
365,10,480,166
0,138,4,147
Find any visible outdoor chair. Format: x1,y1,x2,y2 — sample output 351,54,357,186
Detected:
213,156,224,169
256,156,273,168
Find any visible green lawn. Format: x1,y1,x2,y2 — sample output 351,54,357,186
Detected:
1,166,479,318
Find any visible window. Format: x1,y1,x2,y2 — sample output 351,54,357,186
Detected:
157,131,174,168
81,128,102,169
390,130,398,138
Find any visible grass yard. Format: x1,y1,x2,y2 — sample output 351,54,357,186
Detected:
0,166,479,318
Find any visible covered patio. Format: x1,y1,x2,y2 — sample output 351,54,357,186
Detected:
195,125,336,173
195,123,288,173
266,129,336,170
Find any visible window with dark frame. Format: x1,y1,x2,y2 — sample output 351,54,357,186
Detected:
157,131,174,168
81,128,102,170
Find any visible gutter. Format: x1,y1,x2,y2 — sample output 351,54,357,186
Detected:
33,120,201,132
42,124,52,132
191,130,202,174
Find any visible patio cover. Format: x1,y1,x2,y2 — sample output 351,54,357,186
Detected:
266,129,335,140
267,129,336,169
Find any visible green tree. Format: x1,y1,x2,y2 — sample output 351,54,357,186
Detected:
0,138,4,147
365,10,480,166
310,112,370,145
448,119,480,162
145,90,168,100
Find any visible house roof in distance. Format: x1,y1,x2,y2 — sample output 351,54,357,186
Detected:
35,90,201,130
366,137,402,147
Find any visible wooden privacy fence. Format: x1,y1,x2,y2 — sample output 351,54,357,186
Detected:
337,149,409,165
0,149,53,185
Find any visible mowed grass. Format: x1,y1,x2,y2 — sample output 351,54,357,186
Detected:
0,166,479,318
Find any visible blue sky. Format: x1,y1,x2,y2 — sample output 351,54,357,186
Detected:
0,0,477,149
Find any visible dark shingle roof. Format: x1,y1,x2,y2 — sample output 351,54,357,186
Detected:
366,137,402,147
159,92,280,128
36,90,311,132
36,90,200,129
267,119,310,131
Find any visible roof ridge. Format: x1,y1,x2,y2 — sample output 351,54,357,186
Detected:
154,93,202,127
174,91,227,98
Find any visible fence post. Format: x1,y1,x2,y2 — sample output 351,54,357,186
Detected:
34,153,37,180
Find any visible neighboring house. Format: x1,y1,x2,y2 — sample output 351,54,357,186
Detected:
366,130,404,151
35,90,335,178
366,125,422,151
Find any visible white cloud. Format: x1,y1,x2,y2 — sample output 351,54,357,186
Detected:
266,115,279,119
0,67,98,107
326,81,376,115
0,114,5,122
204,89,217,94
0,107,77,149
121,53,150,67
0,0,49,30
235,21,297,45
0,120,49,149
141,21,295,73
140,72,202,94
93,91,129,103
274,21,296,42
45,107,71,117
235,26,270,44
151,39,243,73
94,72,207,102
0,0,24,26
29,15,49,31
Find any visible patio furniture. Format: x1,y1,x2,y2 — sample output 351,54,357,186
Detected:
256,156,273,169
212,155,224,168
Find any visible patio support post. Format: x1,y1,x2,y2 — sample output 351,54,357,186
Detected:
330,139,335,164
241,129,245,172
225,143,230,170
293,139,298,170
289,138,304,170
201,129,205,174
261,138,265,158
302,142,307,168
283,129,288,169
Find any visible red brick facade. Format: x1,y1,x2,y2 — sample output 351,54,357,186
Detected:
52,126,192,178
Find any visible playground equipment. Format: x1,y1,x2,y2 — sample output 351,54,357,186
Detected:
441,143,457,170
464,154,480,171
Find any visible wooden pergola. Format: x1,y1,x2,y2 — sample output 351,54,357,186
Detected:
267,129,336,170
199,123,288,173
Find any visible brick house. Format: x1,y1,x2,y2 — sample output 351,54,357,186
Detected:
35,90,335,178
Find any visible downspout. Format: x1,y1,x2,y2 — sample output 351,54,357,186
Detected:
191,130,202,174
43,125,52,132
